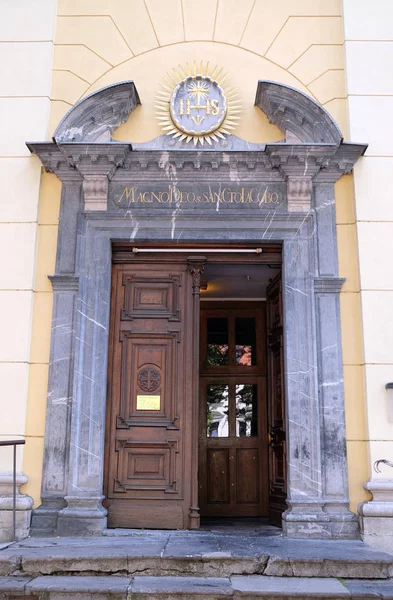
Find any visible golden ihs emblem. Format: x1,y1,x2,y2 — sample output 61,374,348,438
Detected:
156,62,241,145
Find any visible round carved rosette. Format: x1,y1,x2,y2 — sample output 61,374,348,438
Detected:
138,366,161,392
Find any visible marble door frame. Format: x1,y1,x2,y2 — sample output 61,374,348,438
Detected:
27,80,367,539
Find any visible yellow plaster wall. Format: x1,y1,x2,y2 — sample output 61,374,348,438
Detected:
23,173,60,504
335,174,369,511
24,0,368,512
0,0,57,482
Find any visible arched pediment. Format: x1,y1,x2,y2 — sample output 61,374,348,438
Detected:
51,79,342,147
255,80,343,145
53,81,140,144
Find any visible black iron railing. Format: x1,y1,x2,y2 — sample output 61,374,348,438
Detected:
0,440,26,541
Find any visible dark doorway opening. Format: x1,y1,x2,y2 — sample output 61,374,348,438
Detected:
198,262,286,527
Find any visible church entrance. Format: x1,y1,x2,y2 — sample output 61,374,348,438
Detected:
104,244,286,529
29,78,364,540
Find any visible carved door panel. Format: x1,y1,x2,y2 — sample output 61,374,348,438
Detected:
199,304,268,517
266,272,287,526
104,260,195,529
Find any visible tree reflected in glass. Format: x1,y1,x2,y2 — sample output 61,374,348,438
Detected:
207,384,229,437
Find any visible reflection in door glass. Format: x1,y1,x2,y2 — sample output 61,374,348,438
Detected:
207,384,229,437
235,318,256,366
207,318,229,366
236,384,258,437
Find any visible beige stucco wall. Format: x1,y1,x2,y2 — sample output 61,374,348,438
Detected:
343,0,393,487
22,0,369,512
0,1,57,481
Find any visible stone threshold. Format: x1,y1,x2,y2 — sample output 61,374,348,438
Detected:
1,575,393,600
0,534,392,579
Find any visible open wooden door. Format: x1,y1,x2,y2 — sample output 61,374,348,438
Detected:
199,303,268,517
104,256,199,529
266,272,287,526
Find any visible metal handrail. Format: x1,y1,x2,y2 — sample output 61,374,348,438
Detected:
0,440,26,541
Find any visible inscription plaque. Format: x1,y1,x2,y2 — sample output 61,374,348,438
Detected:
136,395,161,411
110,183,286,210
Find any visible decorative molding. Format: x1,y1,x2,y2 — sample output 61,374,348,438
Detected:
53,81,140,143
359,479,393,552
255,80,343,144
138,366,161,393
287,176,312,212
187,258,206,295
314,277,346,293
134,134,266,152
58,143,132,177
360,480,393,517
25,142,81,180
83,175,108,211
49,275,79,291
121,143,366,180
0,473,33,542
26,141,367,186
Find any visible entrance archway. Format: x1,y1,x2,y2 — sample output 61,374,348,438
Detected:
27,80,366,539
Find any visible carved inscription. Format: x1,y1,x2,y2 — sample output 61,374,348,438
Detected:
110,183,286,209
118,187,279,205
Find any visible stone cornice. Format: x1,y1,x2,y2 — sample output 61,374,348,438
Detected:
58,143,132,178
26,142,81,181
133,134,267,152
27,140,367,183
314,277,346,293
49,275,79,291
27,142,132,182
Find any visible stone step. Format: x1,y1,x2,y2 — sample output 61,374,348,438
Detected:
0,535,391,580
1,575,393,600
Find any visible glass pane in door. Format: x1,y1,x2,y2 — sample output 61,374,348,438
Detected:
207,384,229,437
235,317,256,366
235,383,258,437
207,317,229,366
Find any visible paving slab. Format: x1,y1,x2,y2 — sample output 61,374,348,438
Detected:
343,579,393,599
0,538,168,577
231,575,349,597
0,534,391,579
0,576,32,592
26,576,131,600
161,535,269,576
1,575,393,600
131,576,233,599
260,539,393,579
163,534,221,557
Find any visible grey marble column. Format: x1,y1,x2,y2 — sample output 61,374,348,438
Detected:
31,175,82,535
281,216,329,537
313,183,358,537
56,228,111,535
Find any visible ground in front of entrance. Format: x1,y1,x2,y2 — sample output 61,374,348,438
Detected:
1,529,393,599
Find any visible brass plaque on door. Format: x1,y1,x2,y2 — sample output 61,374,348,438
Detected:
136,395,161,411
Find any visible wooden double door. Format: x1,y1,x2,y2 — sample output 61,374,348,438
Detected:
104,252,286,528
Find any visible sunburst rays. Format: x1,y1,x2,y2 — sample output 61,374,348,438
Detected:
155,61,241,146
